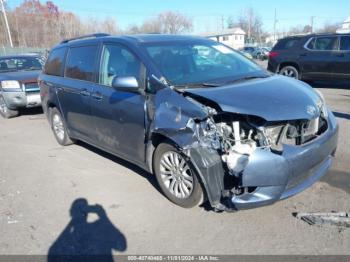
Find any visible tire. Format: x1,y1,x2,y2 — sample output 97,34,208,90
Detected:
153,143,204,208
279,65,299,79
50,107,75,146
0,95,19,119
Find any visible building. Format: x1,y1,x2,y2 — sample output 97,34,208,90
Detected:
336,17,350,33
200,28,246,50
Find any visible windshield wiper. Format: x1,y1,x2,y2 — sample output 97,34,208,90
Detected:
173,82,222,88
226,75,269,84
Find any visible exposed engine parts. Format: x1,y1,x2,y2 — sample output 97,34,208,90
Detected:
187,105,328,177
187,109,260,176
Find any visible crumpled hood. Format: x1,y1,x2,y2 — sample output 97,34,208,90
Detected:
0,70,40,82
184,75,323,121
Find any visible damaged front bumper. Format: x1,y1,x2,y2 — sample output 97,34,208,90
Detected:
190,109,339,211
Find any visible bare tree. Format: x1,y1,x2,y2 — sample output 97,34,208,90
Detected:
0,0,119,48
126,11,192,34
288,24,312,35
158,11,192,34
227,7,264,43
316,21,341,33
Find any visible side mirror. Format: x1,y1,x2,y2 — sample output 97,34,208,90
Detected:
112,76,139,93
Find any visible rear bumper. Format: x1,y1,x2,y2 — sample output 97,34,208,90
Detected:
267,59,279,72
231,109,338,210
2,91,41,109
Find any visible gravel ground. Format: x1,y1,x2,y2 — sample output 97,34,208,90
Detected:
0,76,349,255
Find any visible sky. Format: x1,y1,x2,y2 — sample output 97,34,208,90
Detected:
7,0,350,33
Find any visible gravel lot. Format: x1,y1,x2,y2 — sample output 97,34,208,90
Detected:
0,68,349,255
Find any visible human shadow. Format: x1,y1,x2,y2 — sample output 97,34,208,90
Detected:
48,198,127,262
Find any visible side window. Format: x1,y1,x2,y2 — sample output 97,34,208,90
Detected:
44,48,66,76
274,38,299,50
65,45,98,82
306,38,316,50
340,36,350,51
99,44,141,87
314,37,337,51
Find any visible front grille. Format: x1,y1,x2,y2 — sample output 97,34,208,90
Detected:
266,116,328,148
24,83,40,93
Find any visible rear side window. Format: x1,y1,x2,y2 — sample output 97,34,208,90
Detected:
44,48,66,76
65,45,98,82
274,38,300,50
340,36,350,51
308,37,337,51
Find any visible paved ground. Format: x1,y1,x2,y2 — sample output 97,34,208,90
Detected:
0,76,349,255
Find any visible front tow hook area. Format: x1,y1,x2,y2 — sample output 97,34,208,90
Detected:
231,185,285,210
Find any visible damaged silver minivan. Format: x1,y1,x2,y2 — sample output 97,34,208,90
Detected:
39,34,338,211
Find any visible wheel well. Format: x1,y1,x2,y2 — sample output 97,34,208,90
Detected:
151,133,169,149
148,132,182,174
47,102,57,110
278,62,300,73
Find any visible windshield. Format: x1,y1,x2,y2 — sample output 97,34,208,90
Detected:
0,57,42,73
145,41,266,87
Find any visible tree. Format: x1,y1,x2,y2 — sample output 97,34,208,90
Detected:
0,0,119,48
126,11,193,34
317,21,341,33
227,7,264,43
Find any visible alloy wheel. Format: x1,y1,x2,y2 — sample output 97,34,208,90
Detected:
159,151,194,199
52,113,65,141
280,67,298,79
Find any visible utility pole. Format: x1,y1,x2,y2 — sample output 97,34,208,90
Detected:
0,0,13,47
273,8,277,42
310,16,315,33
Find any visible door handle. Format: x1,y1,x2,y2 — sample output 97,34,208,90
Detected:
80,89,90,97
91,92,103,100
335,53,345,57
300,53,307,57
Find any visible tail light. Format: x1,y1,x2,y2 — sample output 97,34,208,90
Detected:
268,51,279,58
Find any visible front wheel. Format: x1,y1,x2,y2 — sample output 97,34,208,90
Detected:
50,107,75,146
153,143,204,208
279,65,299,79
0,96,18,119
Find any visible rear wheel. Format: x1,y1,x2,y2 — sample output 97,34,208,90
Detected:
50,107,75,146
153,143,204,208
0,96,18,119
279,65,299,79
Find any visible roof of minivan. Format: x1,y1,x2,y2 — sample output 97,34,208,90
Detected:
54,34,210,49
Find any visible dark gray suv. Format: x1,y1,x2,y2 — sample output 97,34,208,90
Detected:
268,33,350,80
39,34,338,211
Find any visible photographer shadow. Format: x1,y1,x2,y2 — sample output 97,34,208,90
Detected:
48,198,127,262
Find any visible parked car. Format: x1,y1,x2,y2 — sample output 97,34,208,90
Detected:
242,46,268,60
39,34,338,211
238,50,253,60
268,33,350,80
0,54,43,118
257,47,271,60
